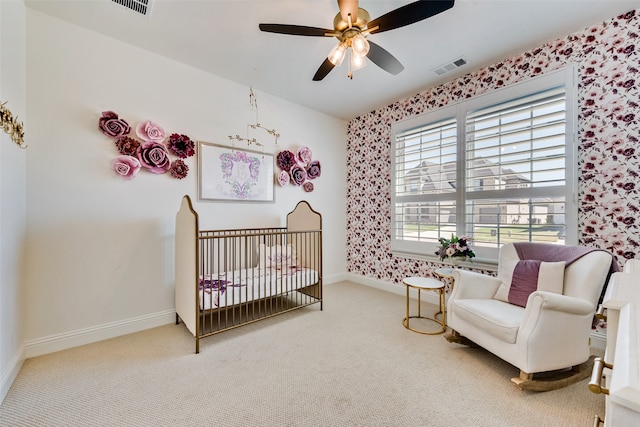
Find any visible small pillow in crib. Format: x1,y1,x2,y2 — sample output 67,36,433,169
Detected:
493,260,565,307
258,244,298,269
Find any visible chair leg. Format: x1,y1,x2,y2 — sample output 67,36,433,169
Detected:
519,371,534,382
445,330,478,347
511,356,596,391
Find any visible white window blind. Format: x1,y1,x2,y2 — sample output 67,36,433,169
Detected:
466,88,566,192
394,117,457,197
390,66,577,262
393,112,457,246
464,87,568,249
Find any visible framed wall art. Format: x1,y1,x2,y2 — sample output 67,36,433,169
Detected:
198,141,275,203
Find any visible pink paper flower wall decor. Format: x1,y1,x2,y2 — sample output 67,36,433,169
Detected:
99,111,130,138
275,146,320,192
137,141,171,174
167,133,196,158
303,182,314,192
115,136,140,156
112,155,141,180
306,160,321,180
136,120,166,143
169,159,189,179
276,150,296,171
296,146,312,166
98,111,195,180
290,165,307,186
277,170,290,186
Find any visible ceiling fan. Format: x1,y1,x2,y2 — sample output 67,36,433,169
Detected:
259,0,455,81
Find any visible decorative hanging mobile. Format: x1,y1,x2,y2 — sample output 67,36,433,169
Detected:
1,100,26,149
228,87,280,148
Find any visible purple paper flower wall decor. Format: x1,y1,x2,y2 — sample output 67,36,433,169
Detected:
98,111,195,180
275,146,320,192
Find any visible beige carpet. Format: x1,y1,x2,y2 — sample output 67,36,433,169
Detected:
0,281,605,426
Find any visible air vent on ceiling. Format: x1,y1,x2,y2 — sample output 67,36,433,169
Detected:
432,57,467,76
111,0,153,16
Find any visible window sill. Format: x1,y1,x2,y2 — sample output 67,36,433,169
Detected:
392,250,498,272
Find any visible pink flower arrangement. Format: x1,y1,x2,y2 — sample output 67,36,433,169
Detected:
435,235,476,261
99,111,195,180
275,145,320,191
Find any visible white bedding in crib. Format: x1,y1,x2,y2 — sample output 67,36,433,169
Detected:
198,267,319,310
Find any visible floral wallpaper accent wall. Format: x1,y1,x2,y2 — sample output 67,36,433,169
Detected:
346,10,639,286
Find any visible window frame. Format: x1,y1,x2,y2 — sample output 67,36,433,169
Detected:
390,66,578,263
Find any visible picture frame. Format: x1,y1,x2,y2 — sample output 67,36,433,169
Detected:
198,141,275,203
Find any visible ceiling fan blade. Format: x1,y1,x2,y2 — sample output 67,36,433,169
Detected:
368,0,454,35
313,58,336,81
259,24,334,37
366,41,404,75
337,0,359,25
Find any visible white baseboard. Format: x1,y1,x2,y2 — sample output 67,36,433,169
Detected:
24,309,176,359
324,272,349,285
21,275,345,360
345,272,441,305
0,344,25,404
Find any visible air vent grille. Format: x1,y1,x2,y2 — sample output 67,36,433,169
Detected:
111,0,152,16
433,57,467,76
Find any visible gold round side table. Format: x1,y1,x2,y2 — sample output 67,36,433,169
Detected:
433,267,456,292
402,277,446,335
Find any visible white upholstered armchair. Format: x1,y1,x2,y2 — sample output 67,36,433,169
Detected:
446,242,616,391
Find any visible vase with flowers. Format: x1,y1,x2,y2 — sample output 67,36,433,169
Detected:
435,234,476,267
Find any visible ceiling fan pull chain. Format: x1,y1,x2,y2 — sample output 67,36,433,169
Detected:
347,53,353,79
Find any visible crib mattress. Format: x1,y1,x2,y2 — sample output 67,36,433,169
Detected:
199,267,319,310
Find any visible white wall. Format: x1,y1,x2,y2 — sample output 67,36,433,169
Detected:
23,9,347,357
0,0,28,402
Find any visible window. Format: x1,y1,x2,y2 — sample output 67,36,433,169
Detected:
391,67,577,262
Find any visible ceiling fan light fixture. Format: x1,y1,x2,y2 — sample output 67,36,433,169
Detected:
351,33,370,57
350,50,367,71
328,42,347,66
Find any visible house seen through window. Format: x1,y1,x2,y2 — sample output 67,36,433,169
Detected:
391,67,578,262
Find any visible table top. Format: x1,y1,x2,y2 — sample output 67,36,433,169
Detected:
403,276,444,290
433,267,456,279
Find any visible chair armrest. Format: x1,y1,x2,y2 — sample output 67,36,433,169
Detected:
517,291,599,373
527,291,594,316
451,270,501,300
519,291,595,345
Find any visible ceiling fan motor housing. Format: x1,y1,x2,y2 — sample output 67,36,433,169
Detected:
333,8,370,32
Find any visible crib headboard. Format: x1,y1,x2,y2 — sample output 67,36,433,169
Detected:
175,195,198,338
287,201,322,271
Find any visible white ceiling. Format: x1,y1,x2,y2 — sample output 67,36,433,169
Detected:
24,0,638,120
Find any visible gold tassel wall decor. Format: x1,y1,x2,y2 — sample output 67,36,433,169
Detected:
0,100,26,149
